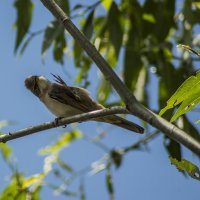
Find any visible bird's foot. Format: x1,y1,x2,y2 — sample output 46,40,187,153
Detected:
54,117,67,128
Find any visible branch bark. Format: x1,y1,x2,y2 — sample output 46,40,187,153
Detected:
39,0,200,156
0,107,129,143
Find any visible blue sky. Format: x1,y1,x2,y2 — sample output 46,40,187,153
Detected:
0,1,199,200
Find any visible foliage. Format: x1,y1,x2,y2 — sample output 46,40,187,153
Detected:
169,157,200,181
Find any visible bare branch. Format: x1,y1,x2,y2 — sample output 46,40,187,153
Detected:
39,0,200,156
0,107,129,143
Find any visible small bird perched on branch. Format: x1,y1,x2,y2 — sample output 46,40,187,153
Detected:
25,75,144,134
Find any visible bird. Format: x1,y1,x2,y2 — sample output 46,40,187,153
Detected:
25,74,144,134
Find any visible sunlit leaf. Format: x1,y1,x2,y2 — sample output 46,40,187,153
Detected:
193,2,200,9
39,130,82,155
101,0,112,10
22,173,45,189
142,13,156,23
170,92,200,122
0,143,12,161
159,71,200,118
170,157,200,180
97,77,112,104
14,0,33,52
0,173,26,200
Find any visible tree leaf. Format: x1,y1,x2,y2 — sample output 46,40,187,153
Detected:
42,20,63,58
14,0,33,53
57,157,74,173
22,173,45,189
39,130,82,155
107,2,123,58
169,157,200,181
106,165,114,198
164,138,181,161
97,77,112,104
0,143,12,161
170,92,200,122
83,10,95,40
53,30,67,65
159,71,200,117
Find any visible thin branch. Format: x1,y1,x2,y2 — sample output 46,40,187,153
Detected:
123,130,160,153
39,0,200,156
0,107,129,143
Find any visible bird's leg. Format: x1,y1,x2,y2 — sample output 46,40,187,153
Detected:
54,117,67,128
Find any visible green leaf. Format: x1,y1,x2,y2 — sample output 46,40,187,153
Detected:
110,150,123,168
53,30,67,65
177,44,200,57
57,157,74,173
0,173,26,200
22,173,45,189
14,0,33,53
107,2,123,57
97,77,112,104
39,130,82,155
170,157,200,180
19,34,34,56
170,92,200,122
0,143,12,161
164,138,181,161
142,13,156,23
42,20,63,58
159,71,200,117
83,10,95,40
106,165,114,198
57,0,70,14
101,0,112,10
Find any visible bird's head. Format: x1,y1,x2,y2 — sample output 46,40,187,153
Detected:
25,76,52,97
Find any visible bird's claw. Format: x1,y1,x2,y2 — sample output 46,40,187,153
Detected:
54,117,67,128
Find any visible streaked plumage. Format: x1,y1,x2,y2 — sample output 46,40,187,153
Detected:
25,75,144,134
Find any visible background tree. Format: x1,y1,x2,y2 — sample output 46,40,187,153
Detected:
0,0,200,199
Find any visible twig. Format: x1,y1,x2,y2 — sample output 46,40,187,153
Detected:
0,107,129,143
123,130,160,153
39,0,200,156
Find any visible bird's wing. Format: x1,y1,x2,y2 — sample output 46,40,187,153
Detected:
49,83,104,113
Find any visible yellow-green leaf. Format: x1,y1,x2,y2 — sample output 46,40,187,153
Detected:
170,157,200,181
39,130,82,155
22,173,45,189
101,0,112,10
142,13,156,23
159,71,200,117
0,143,12,160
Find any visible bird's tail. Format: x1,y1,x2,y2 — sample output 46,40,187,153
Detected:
97,115,144,134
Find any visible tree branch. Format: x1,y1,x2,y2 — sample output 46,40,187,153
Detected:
39,0,200,156
0,107,129,143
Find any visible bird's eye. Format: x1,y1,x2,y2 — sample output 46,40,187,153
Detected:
33,77,41,97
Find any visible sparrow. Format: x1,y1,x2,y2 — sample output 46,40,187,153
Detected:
25,75,144,134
